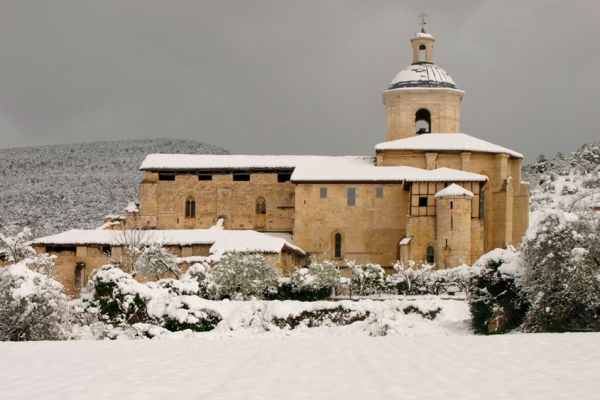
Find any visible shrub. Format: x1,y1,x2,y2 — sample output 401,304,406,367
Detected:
468,249,528,334
0,262,70,341
82,264,153,325
348,261,386,296
134,243,180,279
162,297,221,332
213,252,278,300
283,259,340,301
389,261,434,295
182,262,219,299
520,212,600,332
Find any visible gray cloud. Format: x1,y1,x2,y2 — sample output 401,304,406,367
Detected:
0,1,598,163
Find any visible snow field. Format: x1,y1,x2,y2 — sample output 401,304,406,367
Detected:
1,333,600,399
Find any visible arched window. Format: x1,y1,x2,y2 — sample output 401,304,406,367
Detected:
415,108,431,134
255,197,266,228
426,245,435,264
334,233,342,258
255,197,266,215
185,196,196,218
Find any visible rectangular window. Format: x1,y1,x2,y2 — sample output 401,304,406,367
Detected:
320,187,327,198
158,172,175,181
233,173,250,181
198,173,212,181
479,189,485,220
375,187,383,198
419,196,428,207
347,188,356,206
277,173,292,183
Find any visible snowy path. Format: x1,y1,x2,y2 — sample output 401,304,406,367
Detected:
1,333,600,399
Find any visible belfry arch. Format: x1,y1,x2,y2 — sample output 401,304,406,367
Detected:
415,108,431,134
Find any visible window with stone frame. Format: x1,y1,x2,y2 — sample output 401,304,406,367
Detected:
334,233,342,258
185,196,196,218
426,245,435,264
347,188,356,206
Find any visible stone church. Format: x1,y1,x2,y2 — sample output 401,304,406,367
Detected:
125,27,530,270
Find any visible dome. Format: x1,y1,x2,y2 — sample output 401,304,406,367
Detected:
388,63,457,90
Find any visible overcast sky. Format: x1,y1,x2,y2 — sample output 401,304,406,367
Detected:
1,1,599,163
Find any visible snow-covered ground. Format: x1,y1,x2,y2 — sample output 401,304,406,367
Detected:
1,333,599,399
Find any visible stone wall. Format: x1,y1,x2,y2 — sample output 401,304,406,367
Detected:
382,88,464,140
293,182,408,266
129,171,296,232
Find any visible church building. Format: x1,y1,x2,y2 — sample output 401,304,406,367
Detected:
125,27,530,270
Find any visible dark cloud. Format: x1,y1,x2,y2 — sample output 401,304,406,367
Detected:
0,1,598,163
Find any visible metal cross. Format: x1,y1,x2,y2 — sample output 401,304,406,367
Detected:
418,12,428,31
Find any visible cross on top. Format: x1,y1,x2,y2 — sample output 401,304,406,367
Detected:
418,12,428,31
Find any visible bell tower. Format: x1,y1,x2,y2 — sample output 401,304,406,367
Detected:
382,16,464,141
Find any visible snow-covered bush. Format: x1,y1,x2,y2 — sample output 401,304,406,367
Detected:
162,297,221,332
280,259,340,301
348,261,386,296
0,227,36,263
213,252,278,300
388,261,434,295
468,249,528,335
0,262,70,341
82,264,153,325
520,212,600,332
181,262,219,299
134,243,180,279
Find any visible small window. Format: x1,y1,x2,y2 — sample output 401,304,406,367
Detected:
419,196,428,207
198,173,212,181
479,188,485,220
158,172,175,181
450,201,453,210
278,173,292,183
74,262,86,290
347,188,356,206
101,246,111,255
185,196,196,218
426,245,435,264
375,187,384,198
233,173,250,181
320,187,327,198
334,233,342,258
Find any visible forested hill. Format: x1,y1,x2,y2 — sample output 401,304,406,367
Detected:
0,139,228,237
523,141,600,212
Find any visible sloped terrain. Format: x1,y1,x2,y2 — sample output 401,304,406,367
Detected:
523,141,600,215
0,139,228,236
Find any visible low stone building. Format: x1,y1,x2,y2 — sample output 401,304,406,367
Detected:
125,27,529,270
31,227,304,297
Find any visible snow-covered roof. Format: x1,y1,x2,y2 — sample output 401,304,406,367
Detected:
435,184,474,198
388,63,457,90
291,162,487,183
403,168,487,183
31,229,305,256
126,202,139,213
399,237,411,246
140,154,374,171
414,31,434,39
375,133,523,159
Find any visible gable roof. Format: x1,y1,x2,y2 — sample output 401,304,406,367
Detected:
30,229,305,256
140,154,374,171
375,133,523,158
291,162,487,183
435,183,475,198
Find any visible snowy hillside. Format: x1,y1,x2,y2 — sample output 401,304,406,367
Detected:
523,141,600,218
0,139,228,236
